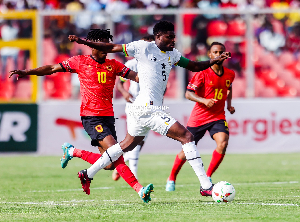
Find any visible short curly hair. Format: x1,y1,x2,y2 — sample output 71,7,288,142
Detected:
153,21,174,36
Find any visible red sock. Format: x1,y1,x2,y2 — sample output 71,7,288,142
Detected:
206,150,225,177
114,156,143,193
73,148,101,164
168,154,186,182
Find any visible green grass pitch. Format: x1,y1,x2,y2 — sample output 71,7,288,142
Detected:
0,153,299,221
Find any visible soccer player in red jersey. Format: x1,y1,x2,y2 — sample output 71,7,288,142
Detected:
9,29,154,203
165,42,235,192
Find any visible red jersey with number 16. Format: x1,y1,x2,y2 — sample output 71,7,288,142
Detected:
186,67,235,127
60,55,130,116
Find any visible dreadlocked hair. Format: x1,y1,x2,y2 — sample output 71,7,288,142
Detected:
86,29,113,42
153,21,174,36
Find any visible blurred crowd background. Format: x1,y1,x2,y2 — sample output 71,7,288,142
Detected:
0,0,300,101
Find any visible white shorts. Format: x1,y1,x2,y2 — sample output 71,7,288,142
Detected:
125,103,177,137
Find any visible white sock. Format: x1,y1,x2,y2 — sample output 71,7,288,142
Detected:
86,143,123,178
124,145,141,178
182,141,212,189
68,147,75,157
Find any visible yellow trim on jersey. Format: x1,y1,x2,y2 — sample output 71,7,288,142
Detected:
161,51,166,53
119,76,127,82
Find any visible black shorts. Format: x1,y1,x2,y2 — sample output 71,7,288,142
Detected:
81,116,117,147
187,120,229,145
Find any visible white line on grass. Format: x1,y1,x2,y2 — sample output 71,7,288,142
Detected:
26,180,299,193
1,200,298,207
29,187,112,192
0,199,131,206
236,202,299,207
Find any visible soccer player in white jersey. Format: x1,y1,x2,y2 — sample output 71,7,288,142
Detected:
68,20,230,197
112,35,155,181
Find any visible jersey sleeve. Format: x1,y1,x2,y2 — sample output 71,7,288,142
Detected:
122,40,141,57
175,56,190,68
113,59,131,78
172,49,182,66
186,71,205,92
60,56,80,72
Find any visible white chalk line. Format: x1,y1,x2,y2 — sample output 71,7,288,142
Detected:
26,180,299,193
0,199,132,206
0,199,298,207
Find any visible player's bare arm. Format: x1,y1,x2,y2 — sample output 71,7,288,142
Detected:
185,90,217,108
9,64,64,80
116,79,134,103
68,35,123,53
227,88,235,114
185,52,231,72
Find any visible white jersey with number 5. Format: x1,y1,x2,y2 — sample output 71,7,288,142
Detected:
123,40,181,106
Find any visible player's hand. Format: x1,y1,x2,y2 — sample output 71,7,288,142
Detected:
9,70,27,80
68,35,83,44
227,106,235,114
203,98,217,108
212,52,231,64
123,92,134,103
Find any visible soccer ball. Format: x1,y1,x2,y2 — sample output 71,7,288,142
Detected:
212,181,236,203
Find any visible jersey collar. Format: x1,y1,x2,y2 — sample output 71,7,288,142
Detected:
210,67,224,77
90,55,106,64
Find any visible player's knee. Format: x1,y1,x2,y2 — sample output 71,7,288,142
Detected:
217,141,228,153
184,130,194,143
104,163,115,170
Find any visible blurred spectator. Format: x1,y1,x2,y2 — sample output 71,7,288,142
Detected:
287,0,300,26
227,42,243,76
181,0,198,54
105,0,129,23
286,22,300,58
197,0,220,19
259,20,285,53
192,14,209,48
0,20,19,81
271,0,290,21
238,0,265,10
44,0,60,9
86,0,103,11
220,0,237,8
18,19,32,71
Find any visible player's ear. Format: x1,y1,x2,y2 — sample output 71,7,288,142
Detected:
207,50,211,58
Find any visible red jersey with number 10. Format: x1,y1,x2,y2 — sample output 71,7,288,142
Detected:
61,55,130,116
186,67,235,127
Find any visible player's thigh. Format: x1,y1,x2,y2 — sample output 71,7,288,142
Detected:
81,116,117,170
186,126,207,145
126,111,151,138
210,120,229,153
81,116,117,147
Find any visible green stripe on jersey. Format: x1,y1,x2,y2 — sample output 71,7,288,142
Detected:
122,44,129,57
176,56,190,68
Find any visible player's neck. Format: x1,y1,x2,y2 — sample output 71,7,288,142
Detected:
90,55,106,64
211,64,223,76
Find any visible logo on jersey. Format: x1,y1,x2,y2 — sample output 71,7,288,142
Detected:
148,54,157,62
209,81,214,86
95,125,103,133
226,80,231,87
107,65,112,71
168,57,172,65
